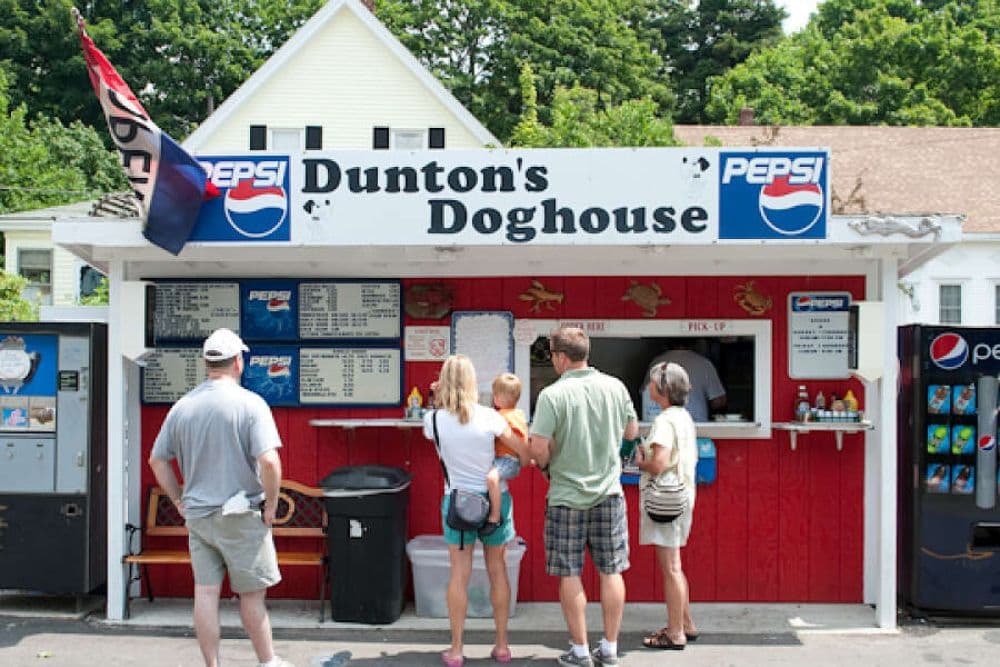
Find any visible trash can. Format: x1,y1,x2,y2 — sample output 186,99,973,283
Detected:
319,464,411,624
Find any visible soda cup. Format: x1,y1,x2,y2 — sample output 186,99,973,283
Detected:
952,425,975,455
927,425,949,453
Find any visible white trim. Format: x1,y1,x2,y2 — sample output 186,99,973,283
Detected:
876,256,898,630
182,0,499,151
513,318,772,440
862,267,879,607
105,261,127,621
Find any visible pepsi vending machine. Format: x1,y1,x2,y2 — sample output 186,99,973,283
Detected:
0,322,107,595
898,325,1000,614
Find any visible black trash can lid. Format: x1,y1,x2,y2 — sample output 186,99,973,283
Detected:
319,464,412,494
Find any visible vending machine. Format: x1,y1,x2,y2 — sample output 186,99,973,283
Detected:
0,322,107,595
898,325,1000,614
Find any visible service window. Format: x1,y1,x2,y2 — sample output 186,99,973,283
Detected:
515,319,772,439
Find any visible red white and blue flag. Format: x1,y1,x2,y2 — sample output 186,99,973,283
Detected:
74,9,217,255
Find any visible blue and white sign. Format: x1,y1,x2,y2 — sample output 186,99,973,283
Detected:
788,291,851,379
243,346,298,406
242,281,297,340
719,151,829,240
190,156,291,242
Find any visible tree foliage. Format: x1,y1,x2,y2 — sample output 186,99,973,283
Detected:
0,0,325,140
509,64,679,147
380,0,671,141
650,0,786,124
0,271,37,321
0,66,125,214
705,0,1000,126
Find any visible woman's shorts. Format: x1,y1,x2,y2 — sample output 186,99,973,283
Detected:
544,494,629,576
441,490,515,547
639,492,696,548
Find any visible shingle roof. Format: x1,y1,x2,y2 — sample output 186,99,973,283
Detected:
674,125,1000,233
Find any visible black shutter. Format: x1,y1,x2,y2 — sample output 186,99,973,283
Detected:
428,127,445,149
249,125,267,150
373,126,390,149
305,126,323,150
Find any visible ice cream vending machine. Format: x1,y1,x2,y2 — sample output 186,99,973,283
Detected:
0,322,107,595
898,325,1000,614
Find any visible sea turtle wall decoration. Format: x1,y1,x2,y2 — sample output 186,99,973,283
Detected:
622,281,670,318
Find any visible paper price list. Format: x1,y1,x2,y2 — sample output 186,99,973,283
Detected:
154,283,241,340
142,348,207,403
299,348,401,404
298,283,400,339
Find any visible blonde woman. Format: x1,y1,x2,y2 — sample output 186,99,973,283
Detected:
423,355,526,666
635,361,699,650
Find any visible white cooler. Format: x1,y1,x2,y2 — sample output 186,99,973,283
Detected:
406,534,527,618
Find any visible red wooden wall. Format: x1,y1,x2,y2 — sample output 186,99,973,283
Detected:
139,274,867,603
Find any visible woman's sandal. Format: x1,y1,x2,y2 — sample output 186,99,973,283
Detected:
642,628,686,650
685,631,700,642
490,646,513,663
441,650,466,667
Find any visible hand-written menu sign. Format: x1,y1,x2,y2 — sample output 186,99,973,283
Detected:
299,348,401,404
155,283,240,340
142,348,207,403
788,292,851,379
451,311,514,399
298,282,400,339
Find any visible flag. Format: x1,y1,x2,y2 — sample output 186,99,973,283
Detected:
73,8,216,255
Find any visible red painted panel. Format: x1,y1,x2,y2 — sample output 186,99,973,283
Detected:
138,275,867,602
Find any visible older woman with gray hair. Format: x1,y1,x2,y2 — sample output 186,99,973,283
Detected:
635,361,699,650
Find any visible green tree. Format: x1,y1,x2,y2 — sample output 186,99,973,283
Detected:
509,64,679,147
380,0,671,141
0,66,126,214
704,0,1000,126
0,0,325,139
650,0,786,123
0,271,38,321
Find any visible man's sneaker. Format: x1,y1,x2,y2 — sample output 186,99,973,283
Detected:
556,647,594,667
591,646,619,666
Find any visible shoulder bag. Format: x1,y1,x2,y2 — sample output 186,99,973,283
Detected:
431,410,491,548
641,422,689,524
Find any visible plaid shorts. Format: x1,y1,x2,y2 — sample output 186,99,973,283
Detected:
544,494,630,577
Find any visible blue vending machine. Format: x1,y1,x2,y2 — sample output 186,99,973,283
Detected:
898,325,1000,614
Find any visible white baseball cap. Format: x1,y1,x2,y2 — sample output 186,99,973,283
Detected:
202,328,248,361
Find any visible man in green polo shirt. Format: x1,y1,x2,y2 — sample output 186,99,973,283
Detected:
529,326,639,667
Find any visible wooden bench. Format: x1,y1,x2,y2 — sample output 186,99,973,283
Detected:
124,480,328,620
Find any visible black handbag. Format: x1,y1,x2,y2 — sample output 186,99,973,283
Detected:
431,411,491,548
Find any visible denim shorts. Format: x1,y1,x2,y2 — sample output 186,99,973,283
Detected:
544,494,629,576
493,454,522,481
441,490,515,547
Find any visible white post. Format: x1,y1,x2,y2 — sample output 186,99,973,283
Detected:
876,256,899,629
105,260,127,621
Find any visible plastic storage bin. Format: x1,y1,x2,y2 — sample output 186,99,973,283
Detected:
406,534,526,618
320,465,412,624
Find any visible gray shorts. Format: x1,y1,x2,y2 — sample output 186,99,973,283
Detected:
186,510,281,593
493,454,522,481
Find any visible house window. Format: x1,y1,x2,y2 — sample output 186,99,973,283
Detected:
18,249,52,305
391,129,425,150
995,284,1000,325
80,265,105,300
939,284,962,324
269,128,303,152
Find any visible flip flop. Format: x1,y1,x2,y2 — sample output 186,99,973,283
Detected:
490,647,513,663
441,650,465,667
685,631,700,642
642,628,686,650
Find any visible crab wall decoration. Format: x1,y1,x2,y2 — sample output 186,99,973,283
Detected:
733,281,773,316
519,280,564,313
622,281,670,318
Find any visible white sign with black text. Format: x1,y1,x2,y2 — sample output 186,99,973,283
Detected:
788,292,851,379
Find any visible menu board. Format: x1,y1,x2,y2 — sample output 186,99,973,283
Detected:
155,282,241,340
142,348,207,403
299,348,401,405
788,292,851,379
298,282,400,340
451,311,514,400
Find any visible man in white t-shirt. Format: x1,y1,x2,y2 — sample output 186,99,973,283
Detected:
646,346,726,423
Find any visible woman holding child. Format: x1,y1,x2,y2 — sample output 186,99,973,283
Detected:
423,355,527,667
635,361,700,650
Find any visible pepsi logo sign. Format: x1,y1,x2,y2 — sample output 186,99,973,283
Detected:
719,152,828,240
196,158,290,241
929,333,969,370
250,355,292,379
979,435,995,452
249,290,291,312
